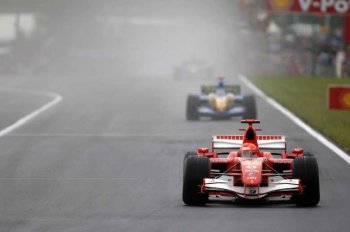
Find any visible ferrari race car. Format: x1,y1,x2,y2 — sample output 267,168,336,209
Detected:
183,119,320,206
186,78,256,120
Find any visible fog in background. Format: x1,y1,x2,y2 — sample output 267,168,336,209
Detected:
0,0,264,78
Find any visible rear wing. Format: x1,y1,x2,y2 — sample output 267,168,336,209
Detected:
201,85,241,95
212,135,286,151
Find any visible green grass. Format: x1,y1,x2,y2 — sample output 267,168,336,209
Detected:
251,76,350,153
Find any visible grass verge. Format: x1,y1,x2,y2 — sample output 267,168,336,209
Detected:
251,76,350,153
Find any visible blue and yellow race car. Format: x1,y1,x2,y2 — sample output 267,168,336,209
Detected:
186,78,256,120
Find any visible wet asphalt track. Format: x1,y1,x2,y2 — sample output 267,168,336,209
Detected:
0,73,349,232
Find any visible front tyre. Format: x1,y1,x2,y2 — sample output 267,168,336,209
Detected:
183,151,197,174
182,156,210,205
292,155,320,206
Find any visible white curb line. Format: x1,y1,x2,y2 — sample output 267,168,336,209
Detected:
0,89,62,137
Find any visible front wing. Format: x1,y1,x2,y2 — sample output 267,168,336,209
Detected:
197,106,246,117
203,176,301,200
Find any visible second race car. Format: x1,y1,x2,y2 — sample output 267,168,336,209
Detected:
186,78,256,120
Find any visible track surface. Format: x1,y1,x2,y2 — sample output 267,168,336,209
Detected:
0,73,349,232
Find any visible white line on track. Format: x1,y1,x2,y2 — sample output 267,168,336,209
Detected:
239,74,350,165
0,89,62,137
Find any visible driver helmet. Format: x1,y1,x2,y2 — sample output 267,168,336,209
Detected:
217,77,225,89
239,143,259,157
216,77,225,96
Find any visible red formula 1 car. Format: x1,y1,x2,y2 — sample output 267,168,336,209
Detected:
182,119,320,206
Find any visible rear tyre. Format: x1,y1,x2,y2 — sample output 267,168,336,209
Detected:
182,156,210,205
242,95,257,119
186,95,200,120
292,155,320,206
